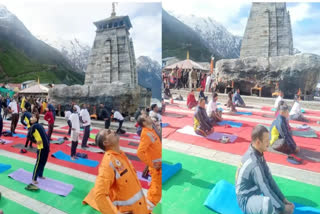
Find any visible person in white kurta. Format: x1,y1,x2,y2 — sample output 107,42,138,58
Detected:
70,105,80,160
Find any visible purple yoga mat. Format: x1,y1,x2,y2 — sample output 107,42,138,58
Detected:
206,132,238,143
137,171,151,182
8,168,73,196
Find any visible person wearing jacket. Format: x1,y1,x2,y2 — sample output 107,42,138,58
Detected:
236,125,294,214
194,98,214,136
270,104,300,155
44,107,54,140
21,108,33,148
233,88,246,107
137,115,162,213
83,129,149,214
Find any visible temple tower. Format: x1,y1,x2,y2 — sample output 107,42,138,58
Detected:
85,3,137,88
240,2,293,58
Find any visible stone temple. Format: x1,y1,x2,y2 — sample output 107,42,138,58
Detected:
49,5,151,114
216,2,320,99
240,3,293,58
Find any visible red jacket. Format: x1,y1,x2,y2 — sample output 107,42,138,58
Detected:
44,111,54,124
187,93,197,106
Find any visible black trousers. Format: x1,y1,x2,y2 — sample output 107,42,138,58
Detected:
0,114,2,137
11,113,19,133
32,148,49,181
71,141,78,157
105,119,110,129
81,125,90,147
47,123,54,140
25,128,33,147
67,120,72,135
116,120,123,133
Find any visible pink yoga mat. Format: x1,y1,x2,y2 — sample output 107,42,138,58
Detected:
9,168,74,196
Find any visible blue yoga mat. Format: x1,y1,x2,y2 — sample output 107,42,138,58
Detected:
161,123,170,128
217,107,224,112
80,127,93,131
217,121,243,128
162,162,182,184
204,180,320,214
0,163,11,173
272,108,306,113
4,131,26,138
51,151,99,167
235,111,252,116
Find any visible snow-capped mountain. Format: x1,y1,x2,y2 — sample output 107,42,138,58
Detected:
36,36,90,73
171,12,242,59
136,56,161,99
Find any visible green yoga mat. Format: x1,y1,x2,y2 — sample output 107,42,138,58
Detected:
0,196,36,214
0,155,99,214
292,130,318,138
90,134,96,140
162,149,320,214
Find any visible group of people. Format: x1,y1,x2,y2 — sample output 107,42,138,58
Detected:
83,102,163,214
163,66,215,92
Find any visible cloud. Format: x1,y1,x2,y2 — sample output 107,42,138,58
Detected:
294,34,320,55
0,1,161,63
287,3,313,24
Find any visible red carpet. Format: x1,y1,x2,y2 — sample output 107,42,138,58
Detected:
163,106,320,173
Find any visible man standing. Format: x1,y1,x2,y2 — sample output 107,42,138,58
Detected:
29,114,50,185
236,125,294,214
21,108,33,148
8,98,19,134
83,129,148,214
70,105,80,160
137,115,162,213
44,107,54,140
80,104,91,148
99,104,110,129
191,68,198,89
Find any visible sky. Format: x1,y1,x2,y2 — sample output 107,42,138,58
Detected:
163,0,320,55
0,0,162,63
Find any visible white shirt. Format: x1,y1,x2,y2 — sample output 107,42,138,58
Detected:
9,101,18,114
206,100,217,116
65,111,72,120
80,109,91,126
70,113,80,132
289,101,301,116
113,111,124,121
206,75,211,86
274,96,283,108
149,110,162,121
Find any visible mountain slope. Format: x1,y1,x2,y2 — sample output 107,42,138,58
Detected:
0,5,84,84
136,56,161,100
162,9,219,62
174,13,242,59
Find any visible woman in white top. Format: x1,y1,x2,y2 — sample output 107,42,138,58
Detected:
289,95,309,122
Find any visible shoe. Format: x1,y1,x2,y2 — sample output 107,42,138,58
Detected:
25,184,39,191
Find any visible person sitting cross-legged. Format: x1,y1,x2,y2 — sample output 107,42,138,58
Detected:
236,125,295,214
194,98,214,137
187,89,198,109
289,95,309,122
270,104,300,155
233,88,246,107
206,93,222,123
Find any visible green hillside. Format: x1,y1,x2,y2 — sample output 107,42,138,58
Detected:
162,9,222,62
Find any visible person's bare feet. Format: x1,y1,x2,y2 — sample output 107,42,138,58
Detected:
32,180,38,184
71,157,75,161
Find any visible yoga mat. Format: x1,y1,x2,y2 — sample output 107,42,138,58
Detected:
164,112,187,118
177,126,238,143
217,120,243,128
0,139,13,144
207,132,238,143
66,143,104,153
162,149,320,214
3,130,26,138
204,180,320,214
89,134,96,140
0,196,37,214
51,151,99,167
137,171,151,182
51,139,65,144
0,155,99,214
235,111,252,116
12,144,38,153
9,168,74,196
133,136,140,140
128,142,139,147
0,163,11,173
162,162,182,184
271,108,306,113
161,123,170,128
292,130,318,138
80,127,93,131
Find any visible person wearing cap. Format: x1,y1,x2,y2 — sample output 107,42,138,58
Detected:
21,108,33,148
29,113,50,184
236,125,294,214
80,104,91,148
8,98,19,134
289,95,309,122
137,115,162,213
70,105,80,160
194,97,214,137
270,104,300,155
83,129,149,214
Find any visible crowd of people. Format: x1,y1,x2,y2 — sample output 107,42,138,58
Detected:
163,66,216,92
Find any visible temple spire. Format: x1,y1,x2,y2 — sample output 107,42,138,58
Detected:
111,2,117,17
